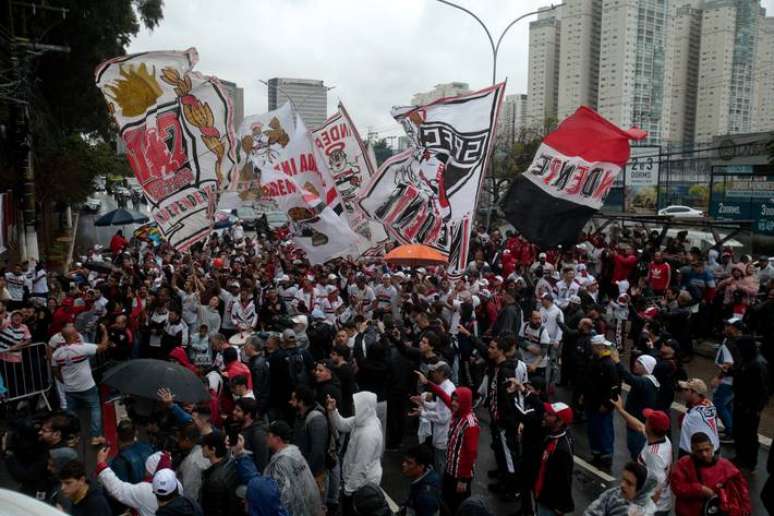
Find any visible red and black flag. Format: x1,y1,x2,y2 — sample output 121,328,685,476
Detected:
502,107,646,248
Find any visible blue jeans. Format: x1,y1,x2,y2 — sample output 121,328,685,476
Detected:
713,383,734,434
587,409,614,457
66,386,102,438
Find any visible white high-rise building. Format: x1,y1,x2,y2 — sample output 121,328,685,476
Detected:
557,0,602,121
661,1,705,145
267,78,328,129
597,0,668,145
694,1,765,142
411,82,470,106
497,94,528,144
752,16,774,132
526,7,562,130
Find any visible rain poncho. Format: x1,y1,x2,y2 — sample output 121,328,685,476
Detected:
263,444,321,516
330,390,384,494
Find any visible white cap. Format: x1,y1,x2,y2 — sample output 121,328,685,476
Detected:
569,295,581,304
494,275,503,283
327,273,337,280
145,451,164,476
152,468,178,496
539,252,547,259
477,279,489,288
417,267,427,275
590,334,613,347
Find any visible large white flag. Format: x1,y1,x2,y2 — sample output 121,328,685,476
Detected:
234,104,329,208
359,84,505,271
313,103,387,251
261,166,361,264
95,48,237,251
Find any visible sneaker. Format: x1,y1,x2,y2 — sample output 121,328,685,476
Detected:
719,433,734,444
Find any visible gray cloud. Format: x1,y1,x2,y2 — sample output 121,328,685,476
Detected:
129,0,774,138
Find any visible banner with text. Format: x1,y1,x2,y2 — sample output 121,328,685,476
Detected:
95,48,237,250
359,84,505,271
260,166,361,264
313,103,387,252
502,106,646,247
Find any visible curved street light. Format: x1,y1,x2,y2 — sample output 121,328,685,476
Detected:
435,0,560,86
434,1,561,230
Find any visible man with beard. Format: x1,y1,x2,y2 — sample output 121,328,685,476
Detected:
518,311,551,383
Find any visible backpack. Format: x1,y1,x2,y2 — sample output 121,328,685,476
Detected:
285,348,310,387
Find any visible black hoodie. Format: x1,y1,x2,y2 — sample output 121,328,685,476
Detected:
156,494,204,516
733,336,770,412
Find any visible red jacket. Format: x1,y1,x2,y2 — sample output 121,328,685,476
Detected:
429,383,479,480
671,455,751,516
110,234,128,256
613,253,637,282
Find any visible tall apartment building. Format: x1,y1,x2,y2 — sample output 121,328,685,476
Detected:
497,94,528,143
660,1,704,145
526,7,562,130
411,82,471,105
597,0,667,145
557,0,602,120
752,16,774,132
694,0,765,142
219,79,245,129
267,78,328,129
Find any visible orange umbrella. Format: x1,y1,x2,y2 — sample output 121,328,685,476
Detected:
384,244,448,267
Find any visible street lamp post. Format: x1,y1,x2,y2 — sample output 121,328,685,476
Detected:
434,0,560,231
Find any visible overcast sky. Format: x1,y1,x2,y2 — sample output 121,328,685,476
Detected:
129,0,774,139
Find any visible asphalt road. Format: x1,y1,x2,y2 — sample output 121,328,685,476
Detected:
380,384,772,515
74,192,150,259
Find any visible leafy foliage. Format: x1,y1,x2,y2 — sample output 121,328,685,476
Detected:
371,138,394,166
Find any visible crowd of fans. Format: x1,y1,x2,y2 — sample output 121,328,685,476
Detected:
0,221,772,516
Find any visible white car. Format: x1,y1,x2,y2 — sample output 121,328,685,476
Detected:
658,205,704,218
83,198,101,212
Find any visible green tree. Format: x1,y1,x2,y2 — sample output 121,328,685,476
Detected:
371,138,394,166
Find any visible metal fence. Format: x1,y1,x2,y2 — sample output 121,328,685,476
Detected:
0,342,53,410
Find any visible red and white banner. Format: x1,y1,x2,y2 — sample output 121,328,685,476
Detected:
313,103,387,252
359,84,505,272
95,48,237,251
502,106,646,247
261,165,361,264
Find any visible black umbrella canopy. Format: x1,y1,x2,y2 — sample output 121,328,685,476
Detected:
102,359,208,403
94,208,149,227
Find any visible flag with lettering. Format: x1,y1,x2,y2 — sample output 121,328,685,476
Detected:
260,165,362,264
95,48,237,251
359,84,505,271
313,103,388,252
502,106,646,248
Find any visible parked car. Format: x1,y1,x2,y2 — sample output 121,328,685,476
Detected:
82,197,102,212
657,205,704,218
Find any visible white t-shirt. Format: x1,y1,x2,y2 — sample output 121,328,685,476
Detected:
519,324,550,369
52,343,98,392
638,437,673,513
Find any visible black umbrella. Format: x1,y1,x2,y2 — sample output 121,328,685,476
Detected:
94,208,149,227
102,359,208,403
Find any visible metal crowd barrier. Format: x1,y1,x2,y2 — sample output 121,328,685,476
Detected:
0,342,53,411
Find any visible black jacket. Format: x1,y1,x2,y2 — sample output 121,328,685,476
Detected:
246,354,270,417
201,457,241,516
332,362,355,417
618,364,659,420
241,420,269,472
733,338,770,412
584,355,620,412
156,495,204,516
492,303,522,338
488,358,517,427
71,485,112,516
535,431,575,514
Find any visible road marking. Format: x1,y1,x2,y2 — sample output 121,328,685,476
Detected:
621,384,771,448
573,455,615,482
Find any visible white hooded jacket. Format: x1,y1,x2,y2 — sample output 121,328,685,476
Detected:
331,390,383,494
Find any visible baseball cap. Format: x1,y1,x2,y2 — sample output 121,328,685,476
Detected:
541,292,554,301
282,328,296,341
538,252,547,259
311,308,325,320
328,273,338,280
590,334,613,347
678,378,708,396
428,361,452,377
152,468,178,496
569,294,581,304
228,280,240,288
724,316,744,327
544,402,573,425
268,420,293,442
642,408,671,434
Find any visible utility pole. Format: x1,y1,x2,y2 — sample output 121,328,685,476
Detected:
5,1,69,261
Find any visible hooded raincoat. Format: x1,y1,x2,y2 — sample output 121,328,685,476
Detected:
330,390,384,494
